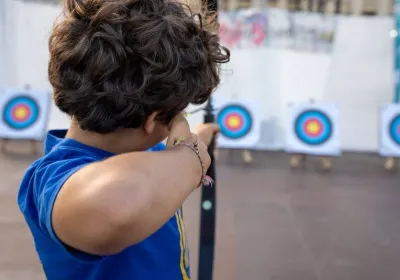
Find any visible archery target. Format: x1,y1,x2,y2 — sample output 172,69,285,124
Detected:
389,115,400,146
3,96,40,130
214,99,261,149
379,104,400,156
0,88,51,140
217,104,252,139
294,110,332,146
286,103,341,156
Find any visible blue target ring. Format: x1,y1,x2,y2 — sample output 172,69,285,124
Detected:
294,109,332,146
389,115,400,146
3,95,40,130
217,104,252,139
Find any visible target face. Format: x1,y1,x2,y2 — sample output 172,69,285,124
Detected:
217,104,252,139
389,114,400,146
2,95,40,130
294,110,332,146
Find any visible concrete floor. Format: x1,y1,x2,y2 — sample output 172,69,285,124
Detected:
1,142,400,280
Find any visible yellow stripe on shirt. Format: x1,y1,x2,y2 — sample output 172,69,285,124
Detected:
175,212,190,280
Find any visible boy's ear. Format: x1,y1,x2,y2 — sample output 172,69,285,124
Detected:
143,112,158,134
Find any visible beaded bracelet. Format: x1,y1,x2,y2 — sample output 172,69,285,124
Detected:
173,136,214,188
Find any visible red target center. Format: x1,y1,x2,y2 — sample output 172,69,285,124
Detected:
11,104,31,122
303,118,323,137
224,113,243,131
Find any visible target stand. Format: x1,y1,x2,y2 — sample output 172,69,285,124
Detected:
289,153,333,171
0,87,50,155
379,104,400,171
214,99,261,164
286,102,341,171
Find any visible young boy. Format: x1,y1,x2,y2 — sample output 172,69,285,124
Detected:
17,0,229,279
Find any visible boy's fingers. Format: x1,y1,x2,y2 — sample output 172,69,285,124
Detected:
208,123,221,133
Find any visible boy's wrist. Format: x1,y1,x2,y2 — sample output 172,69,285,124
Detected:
173,145,203,190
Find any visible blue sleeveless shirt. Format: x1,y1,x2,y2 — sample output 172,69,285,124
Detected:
17,130,191,280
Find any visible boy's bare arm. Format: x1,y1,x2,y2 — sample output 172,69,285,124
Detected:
52,145,204,255
51,116,213,256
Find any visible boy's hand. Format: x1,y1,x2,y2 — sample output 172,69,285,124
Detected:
166,115,211,173
193,123,220,147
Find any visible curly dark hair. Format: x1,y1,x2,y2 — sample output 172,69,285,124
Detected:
48,0,230,133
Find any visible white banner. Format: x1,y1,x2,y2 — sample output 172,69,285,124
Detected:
219,8,337,53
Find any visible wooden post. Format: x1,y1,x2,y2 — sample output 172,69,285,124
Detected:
335,0,341,13
384,157,397,171
351,0,363,15
278,0,288,9
30,140,39,156
242,149,253,164
320,156,332,170
317,0,325,12
290,153,306,168
308,0,316,11
0,139,8,153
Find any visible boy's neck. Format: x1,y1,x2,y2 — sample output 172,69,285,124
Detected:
66,121,150,154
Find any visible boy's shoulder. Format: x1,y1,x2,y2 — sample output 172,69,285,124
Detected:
22,132,106,191
23,144,97,190
17,130,107,223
